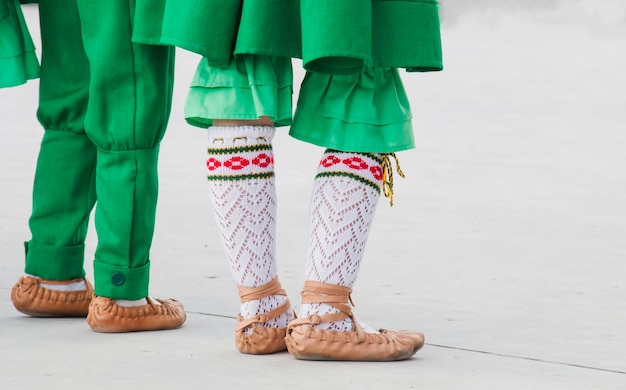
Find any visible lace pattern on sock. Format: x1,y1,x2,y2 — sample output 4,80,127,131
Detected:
301,150,382,332
207,126,292,330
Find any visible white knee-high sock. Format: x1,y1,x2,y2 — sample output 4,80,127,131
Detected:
300,150,384,332
206,126,292,329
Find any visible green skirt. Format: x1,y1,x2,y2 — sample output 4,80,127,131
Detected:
185,57,414,153
133,0,443,75
0,0,39,88
289,65,414,153
185,55,293,128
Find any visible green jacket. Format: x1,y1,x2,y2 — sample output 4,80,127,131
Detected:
132,0,443,75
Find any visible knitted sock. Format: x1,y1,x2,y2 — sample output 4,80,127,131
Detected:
206,126,292,330
300,150,384,332
29,274,88,292
115,298,150,307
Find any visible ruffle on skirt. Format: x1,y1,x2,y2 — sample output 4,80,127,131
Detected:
133,0,442,75
0,0,39,88
289,66,415,153
185,54,293,128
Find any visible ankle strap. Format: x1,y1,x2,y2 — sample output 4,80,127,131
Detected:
238,277,286,303
290,281,366,342
236,301,292,332
236,277,291,331
300,281,353,322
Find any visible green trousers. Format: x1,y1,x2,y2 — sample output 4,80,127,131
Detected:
24,0,175,299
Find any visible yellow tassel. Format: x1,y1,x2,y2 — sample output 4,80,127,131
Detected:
381,153,405,206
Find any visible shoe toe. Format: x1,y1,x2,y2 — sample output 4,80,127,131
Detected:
87,296,186,333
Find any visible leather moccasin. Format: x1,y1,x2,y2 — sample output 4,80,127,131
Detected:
285,281,425,361
236,314,289,354
11,276,93,317
87,295,186,333
235,277,292,354
286,319,425,361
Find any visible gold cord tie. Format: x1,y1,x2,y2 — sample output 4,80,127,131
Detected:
381,153,405,206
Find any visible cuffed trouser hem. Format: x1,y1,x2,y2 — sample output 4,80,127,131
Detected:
92,147,158,300
24,240,86,281
93,260,150,300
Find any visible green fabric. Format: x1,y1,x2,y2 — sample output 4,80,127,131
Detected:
92,148,158,299
300,0,371,75
134,0,240,66
289,66,414,153
1,1,9,22
132,0,441,74
25,241,87,281
24,0,174,300
93,261,150,299
133,0,301,69
301,0,443,74
36,0,89,133
135,0,440,153
77,0,174,150
290,108,413,153
183,56,415,152
0,0,39,88
372,0,443,72
77,0,174,299
233,0,301,60
25,131,96,281
185,54,293,128
130,0,167,46
25,0,93,282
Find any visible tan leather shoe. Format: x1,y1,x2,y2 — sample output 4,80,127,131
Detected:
285,281,425,361
235,277,292,354
11,276,93,317
87,296,186,333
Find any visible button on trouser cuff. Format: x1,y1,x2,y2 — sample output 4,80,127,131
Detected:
93,260,150,300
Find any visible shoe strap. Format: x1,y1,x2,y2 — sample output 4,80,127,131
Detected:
291,280,367,343
300,280,353,319
236,301,292,332
236,277,292,331
237,277,287,303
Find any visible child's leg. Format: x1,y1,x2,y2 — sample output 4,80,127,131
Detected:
205,124,293,352
299,150,384,332
186,54,294,354
286,66,424,361
11,0,94,318
77,0,185,332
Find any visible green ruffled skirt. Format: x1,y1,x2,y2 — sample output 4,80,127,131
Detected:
0,0,39,88
185,58,413,153
133,0,442,74
185,55,293,128
135,0,442,153
289,66,414,153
